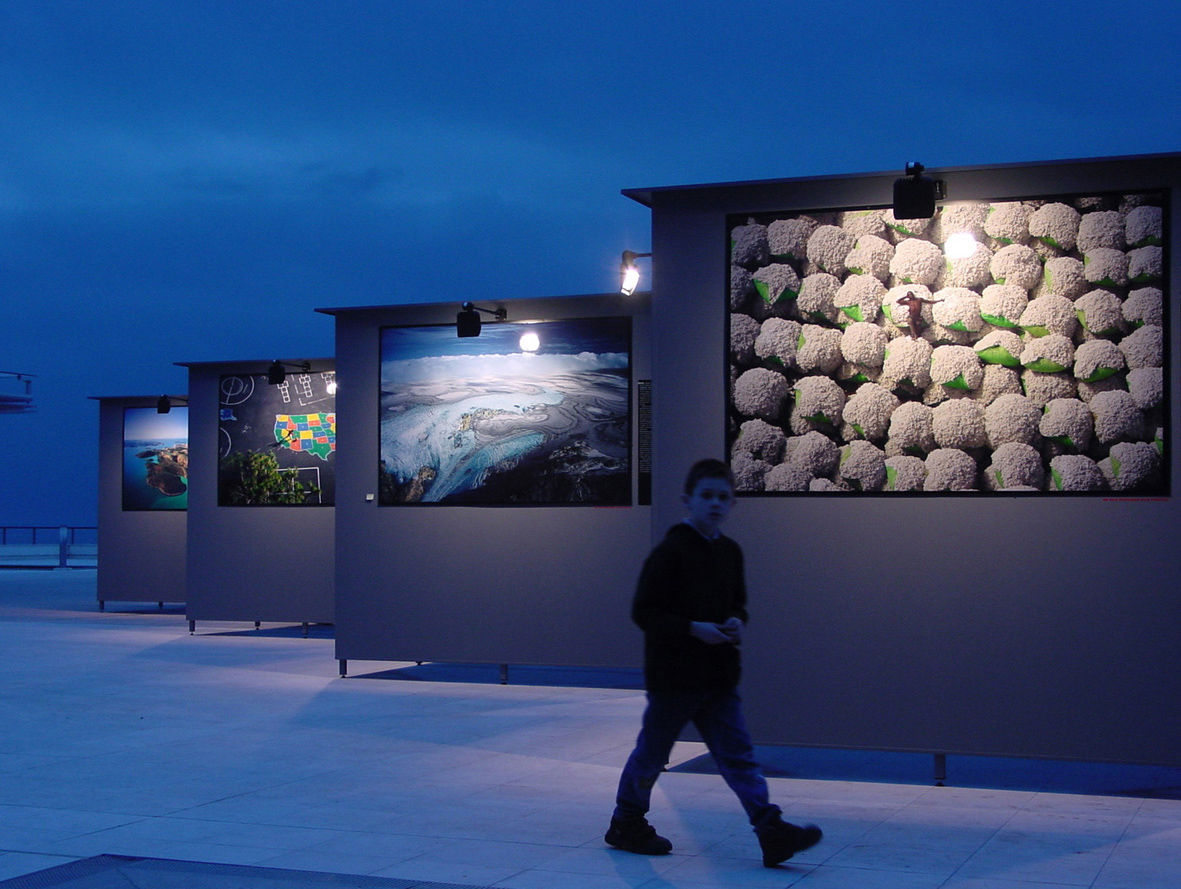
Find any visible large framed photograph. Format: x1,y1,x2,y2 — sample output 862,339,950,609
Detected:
728,192,1167,494
379,317,631,505
122,406,189,510
217,371,336,506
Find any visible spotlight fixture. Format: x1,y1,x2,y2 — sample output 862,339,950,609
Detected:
267,360,312,385
156,394,187,414
620,250,651,296
892,162,945,220
456,302,508,337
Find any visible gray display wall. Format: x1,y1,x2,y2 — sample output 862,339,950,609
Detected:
323,294,651,672
182,359,335,627
626,153,1180,764
94,396,187,609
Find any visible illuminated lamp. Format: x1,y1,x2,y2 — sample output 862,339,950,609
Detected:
620,250,651,296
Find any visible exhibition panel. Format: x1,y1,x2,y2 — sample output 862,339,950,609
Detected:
181,359,336,627
322,293,651,673
93,396,188,609
625,153,1180,764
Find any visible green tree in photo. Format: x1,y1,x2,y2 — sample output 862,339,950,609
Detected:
220,450,318,505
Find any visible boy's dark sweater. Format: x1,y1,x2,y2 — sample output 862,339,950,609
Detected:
632,522,749,692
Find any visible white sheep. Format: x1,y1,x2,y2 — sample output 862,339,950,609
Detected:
840,209,887,238
731,266,755,310
1049,455,1105,491
783,430,841,477
974,330,1024,368
841,382,899,441
840,322,888,368
932,399,988,448
1122,287,1162,328
1090,390,1144,444
763,462,812,492
1042,256,1088,300
733,368,790,422
884,455,926,491
796,324,845,375
730,313,760,365
733,418,787,462
845,234,894,281
752,263,801,310
1076,210,1125,252
1127,366,1163,411
1072,339,1125,382
834,274,886,324
1021,369,1078,408
1039,398,1094,452
989,243,1042,290
886,400,937,456
884,209,933,239
1119,324,1163,370
1075,289,1125,337
1020,334,1075,374
975,365,1024,406
768,217,818,261
797,273,842,324
945,241,993,289
730,451,769,492
1082,249,1129,290
1019,295,1078,338
985,393,1042,448
1029,202,1081,251
791,375,846,431
1124,205,1162,248
979,284,1029,329
923,448,978,491
933,203,988,242
932,288,985,334
881,336,934,390
754,318,803,369
838,440,887,491
1128,246,1163,283
1076,375,1125,405
809,477,847,492
986,442,1045,491
731,220,770,268
807,225,856,276
930,344,984,391
984,201,1032,245
889,237,944,285
1100,441,1161,492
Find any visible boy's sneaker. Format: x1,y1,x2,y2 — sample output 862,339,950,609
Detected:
605,816,673,855
757,819,822,867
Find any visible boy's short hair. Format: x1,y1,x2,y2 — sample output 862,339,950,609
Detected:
683,458,735,497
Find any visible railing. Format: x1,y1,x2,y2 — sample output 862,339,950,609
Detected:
0,526,98,568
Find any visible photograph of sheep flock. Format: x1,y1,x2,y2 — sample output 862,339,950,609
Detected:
728,193,1166,494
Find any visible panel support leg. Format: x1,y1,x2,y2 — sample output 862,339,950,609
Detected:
933,753,947,786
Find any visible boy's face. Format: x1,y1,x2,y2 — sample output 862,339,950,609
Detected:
683,476,735,538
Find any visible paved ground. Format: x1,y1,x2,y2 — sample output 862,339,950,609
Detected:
0,569,1178,889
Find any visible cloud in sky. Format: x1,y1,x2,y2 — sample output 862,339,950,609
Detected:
1,0,1179,524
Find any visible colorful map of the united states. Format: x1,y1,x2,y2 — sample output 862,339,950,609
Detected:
274,413,336,461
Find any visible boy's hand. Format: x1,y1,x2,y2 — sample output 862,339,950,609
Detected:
690,621,737,645
720,617,744,644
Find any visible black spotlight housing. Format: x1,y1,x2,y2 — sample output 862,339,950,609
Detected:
893,162,941,220
267,360,287,385
456,303,482,337
156,395,171,414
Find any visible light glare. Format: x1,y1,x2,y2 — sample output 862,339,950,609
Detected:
519,332,540,352
945,231,978,259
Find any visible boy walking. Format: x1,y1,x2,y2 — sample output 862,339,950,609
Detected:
606,459,822,868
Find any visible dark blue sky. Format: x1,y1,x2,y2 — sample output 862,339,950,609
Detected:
2,0,1179,525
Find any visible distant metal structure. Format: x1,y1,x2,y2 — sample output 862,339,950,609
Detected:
0,371,34,414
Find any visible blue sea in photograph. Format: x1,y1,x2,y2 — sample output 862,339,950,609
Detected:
122,439,189,510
